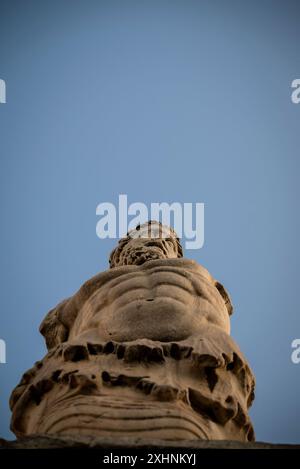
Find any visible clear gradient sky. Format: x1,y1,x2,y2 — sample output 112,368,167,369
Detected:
0,0,299,443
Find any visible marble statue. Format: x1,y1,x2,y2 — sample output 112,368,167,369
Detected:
10,221,255,442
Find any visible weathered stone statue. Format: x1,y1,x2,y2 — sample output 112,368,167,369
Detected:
10,221,255,442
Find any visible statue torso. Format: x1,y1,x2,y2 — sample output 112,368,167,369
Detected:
69,259,230,343
10,257,255,443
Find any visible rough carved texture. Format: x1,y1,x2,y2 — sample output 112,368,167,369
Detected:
10,222,255,442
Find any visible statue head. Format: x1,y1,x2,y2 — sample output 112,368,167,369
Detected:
109,221,183,268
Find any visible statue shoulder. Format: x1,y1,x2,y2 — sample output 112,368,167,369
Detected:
39,266,140,349
39,299,69,350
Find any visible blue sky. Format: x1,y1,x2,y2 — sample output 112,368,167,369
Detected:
0,0,299,443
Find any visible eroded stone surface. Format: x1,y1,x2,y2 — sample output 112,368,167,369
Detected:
9,222,255,442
